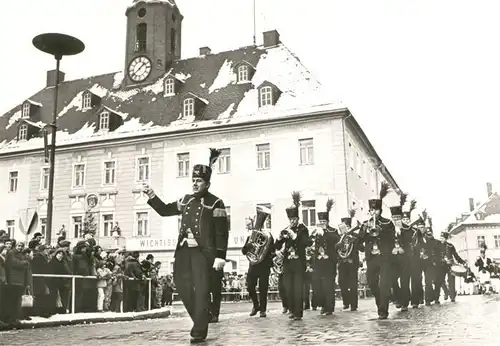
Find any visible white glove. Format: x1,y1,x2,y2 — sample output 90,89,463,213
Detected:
142,184,156,199
213,258,226,271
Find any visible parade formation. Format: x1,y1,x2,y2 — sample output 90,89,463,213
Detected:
143,148,490,344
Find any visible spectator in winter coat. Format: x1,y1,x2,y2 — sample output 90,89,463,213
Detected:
5,241,29,324
124,252,143,312
111,265,125,312
31,245,51,317
0,245,6,325
96,260,112,312
72,242,92,312
21,248,34,320
49,249,72,314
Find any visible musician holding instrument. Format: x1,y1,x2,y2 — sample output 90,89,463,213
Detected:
277,191,310,320
143,148,228,344
413,218,439,306
308,199,340,315
358,182,396,320
337,209,363,311
389,203,410,311
303,240,317,311
437,230,466,303
241,206,275,317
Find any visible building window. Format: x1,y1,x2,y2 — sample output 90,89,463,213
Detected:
348,142,354,169
136,212,149,236
356,152,362,176
136,157,150,182
72,216,83,238
237,65,248,82
257,203,272,229
301,200,316,227
8,171,18,193
6,220,15,238
135,23,147,52
299,138,314,165
183,98,194,118
259,86,273,107
73,164,86,188
177,153,190,177
477,235,486,248
102,214,114,237
494,235,500,248
256,143,271,170
18,124,28,141
226,206,231,232
165,78,175,95
22,103,30,118
103,161,116,185
40,167,49,190
170,28,176,55
218,148,231,174
82,93,91,109
99,111,110,130
40,218,47,237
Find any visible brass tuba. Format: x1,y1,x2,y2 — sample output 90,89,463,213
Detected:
337,223,360,259
245,205,272,265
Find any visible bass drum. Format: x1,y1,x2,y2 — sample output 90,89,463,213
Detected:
450,264,467,277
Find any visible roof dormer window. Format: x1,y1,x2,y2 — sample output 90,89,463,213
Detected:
259,86,273,107
22,103,30,118
99,111,110,130
82,92,92,109
237,65,249,82
183,98,195,118
18,124,28,141
165,78,175,96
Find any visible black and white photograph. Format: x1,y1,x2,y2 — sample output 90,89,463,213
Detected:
0,0,499,344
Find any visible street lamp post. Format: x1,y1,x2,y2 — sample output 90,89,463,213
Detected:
33,33,85,246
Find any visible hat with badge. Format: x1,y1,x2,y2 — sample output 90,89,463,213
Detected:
368,182,390,211
390,192,407,218
402,199,416,219
341,209,356,228
192,148,222,183
317,198,334,222
285,191,301,218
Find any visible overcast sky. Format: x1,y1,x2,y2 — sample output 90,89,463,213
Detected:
1,0,499,231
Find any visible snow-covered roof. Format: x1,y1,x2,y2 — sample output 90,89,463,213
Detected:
0,43,343,155
450,193,500,234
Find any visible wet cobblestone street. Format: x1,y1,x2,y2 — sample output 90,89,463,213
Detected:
1,295,498,345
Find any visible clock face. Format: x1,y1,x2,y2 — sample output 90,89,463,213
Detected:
128,56,152,82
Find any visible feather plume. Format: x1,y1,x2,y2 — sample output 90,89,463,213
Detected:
447,223,454,232
379,182,390,200
428,217,433,227
326,198,334,213
409,200,417,212
421,209,428,221
291,191,302,208
400,192,408,208
208,148,222,167
349,208,356,218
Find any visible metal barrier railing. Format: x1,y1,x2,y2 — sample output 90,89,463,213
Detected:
31,274,152,314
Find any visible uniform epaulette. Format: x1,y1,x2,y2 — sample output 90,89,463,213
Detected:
379,217,392,225
201,193,222,209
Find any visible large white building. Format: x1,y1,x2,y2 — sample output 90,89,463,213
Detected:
0,0,401,274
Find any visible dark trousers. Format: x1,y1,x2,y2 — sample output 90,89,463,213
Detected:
0,282,4,322
50,285,70,314
303,271,318,309
392,255,411,308
3,285,24,323
110,292,123,312
422,263,436,304
174,246,211,339
209,268,223,318
278,274,288,309
312,261,336,313
444,270,456,300
434,265,447,302
283,260,305,318
366,256,392,318
410,257,423,306
338,261,359,309
247,265,271,312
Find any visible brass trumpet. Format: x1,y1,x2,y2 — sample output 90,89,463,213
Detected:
367,217,381,237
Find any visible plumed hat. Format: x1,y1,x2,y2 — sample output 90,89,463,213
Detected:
341,209,356,228
317,199,334,222
285,191,301,218
368,182,390,210
192,148,221,183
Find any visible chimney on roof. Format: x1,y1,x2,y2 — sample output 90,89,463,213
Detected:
469,198,475,212
46,69,65,88
263,30,280,48
199,46,211,55
487,182,493,197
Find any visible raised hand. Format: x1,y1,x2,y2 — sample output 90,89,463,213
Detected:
142,183,156,199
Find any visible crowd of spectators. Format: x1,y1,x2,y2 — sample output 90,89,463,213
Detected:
0,229,175,328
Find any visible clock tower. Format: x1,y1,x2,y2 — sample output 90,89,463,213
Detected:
124,0,183,86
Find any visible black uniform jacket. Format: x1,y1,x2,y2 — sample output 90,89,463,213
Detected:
275,223,309,268
242,232,275,269
313,226,340,264
475,256,493,273
359,216,396,261
147,191,229,262
414,237,439,265
398,226,415,256
443,242,465,265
